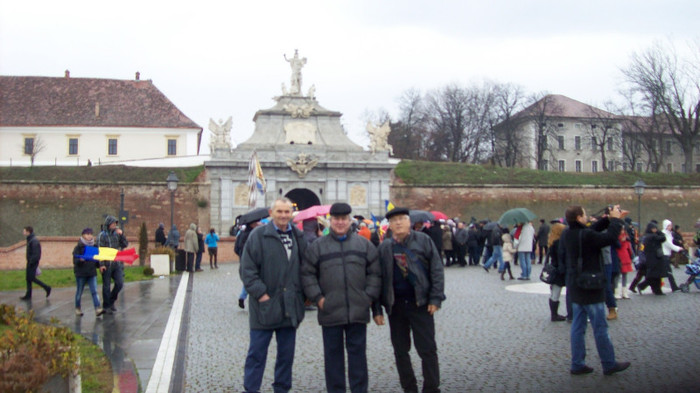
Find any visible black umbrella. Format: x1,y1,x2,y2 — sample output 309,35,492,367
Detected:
409,210,435,224
238,207,269,225
483,221,500,231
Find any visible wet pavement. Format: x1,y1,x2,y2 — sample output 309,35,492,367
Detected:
2,262,700,392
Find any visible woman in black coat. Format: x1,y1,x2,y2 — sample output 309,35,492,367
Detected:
636,222,667,295
546,223,567,321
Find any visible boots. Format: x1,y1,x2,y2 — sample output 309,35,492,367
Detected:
549,299,566,321
500,271,505,281
614,284,622,299
607,307,618,320
621,286,630,299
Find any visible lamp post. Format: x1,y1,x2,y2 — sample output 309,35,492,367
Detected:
167,171,179,229
633,179,646,251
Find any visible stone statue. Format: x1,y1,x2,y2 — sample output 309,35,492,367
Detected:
286,153,318,178
307,84,316,99
366,120,393,155
284,49,306,96
208,117,232,151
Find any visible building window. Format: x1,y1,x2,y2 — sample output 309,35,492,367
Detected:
651,163,658,172
167,139,177,156
623,163,628,171
608,161,614,171
666,141,672,154
68,138,78,155
558,160,565,172
667,163,673,173
696,164,700,173
592,161,598,173
557,135,565,150
682,164,687,173
591,136,597,151
607,137,614,151
575,136,581,150
695,143,700,154
108,139,118,155
24,138,34,155
575,160,582,173
541,160,549,171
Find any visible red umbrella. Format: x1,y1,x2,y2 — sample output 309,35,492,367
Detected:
293,204,332,222
430,211,448,221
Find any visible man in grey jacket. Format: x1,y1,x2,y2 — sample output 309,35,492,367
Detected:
373,207,446,393
240,198,306,393
302,202,381,393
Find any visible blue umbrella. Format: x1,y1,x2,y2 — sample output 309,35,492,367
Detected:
498,208,537,226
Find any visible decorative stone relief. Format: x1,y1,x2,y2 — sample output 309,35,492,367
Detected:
283,103,315,118
234,183,249,207
209,117,232,152
349,184,367,206
286,153,319,178
284,121,316,144
366,120,393,155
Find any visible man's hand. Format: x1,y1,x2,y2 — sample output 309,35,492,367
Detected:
99,266,106,273
317,297,325,310
373,315,385,326
609,204,622,219
427,304,439,315
258,294,270,302
116,228,123,236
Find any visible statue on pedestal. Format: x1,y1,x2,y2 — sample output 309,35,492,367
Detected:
284,49,307,96
366,120,394,155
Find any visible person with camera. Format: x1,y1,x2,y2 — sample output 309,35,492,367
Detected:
560,204,630,376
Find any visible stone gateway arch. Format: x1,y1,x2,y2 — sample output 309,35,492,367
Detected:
205,51,396,232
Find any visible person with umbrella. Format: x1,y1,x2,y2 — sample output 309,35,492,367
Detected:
235,208,269,309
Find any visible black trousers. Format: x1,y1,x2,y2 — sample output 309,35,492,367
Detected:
388,299,440,393
538,245,548,264
24,262,50,297
186,252,195,272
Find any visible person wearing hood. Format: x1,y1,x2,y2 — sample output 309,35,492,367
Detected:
98,215,128,313
636,222,668,295
73,228,104,317
167,225,180,250
660,219,682,291
184,223,199,272
302,202,381,393
155,223,167,246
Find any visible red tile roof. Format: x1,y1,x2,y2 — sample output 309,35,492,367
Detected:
0,75,201,129
519,94,617,119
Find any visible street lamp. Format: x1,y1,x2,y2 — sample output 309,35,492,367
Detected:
167,171,179,229
633,179,646,251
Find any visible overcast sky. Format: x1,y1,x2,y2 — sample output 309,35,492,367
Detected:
1,0,698,153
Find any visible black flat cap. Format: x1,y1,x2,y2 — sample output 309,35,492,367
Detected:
386,207,410,220
330,202,352,216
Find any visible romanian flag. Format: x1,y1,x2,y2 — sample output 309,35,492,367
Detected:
385,200,395,212
78,246,139,265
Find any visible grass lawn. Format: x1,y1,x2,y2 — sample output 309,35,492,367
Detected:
0,165,204,183
394,160,700,186
0,266,154,292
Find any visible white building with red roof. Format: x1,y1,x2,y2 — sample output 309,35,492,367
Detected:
0,71,202,166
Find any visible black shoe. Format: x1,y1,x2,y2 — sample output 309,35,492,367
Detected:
517,277,526,280
571,365,594,375
20,295,31,300
238,299,245,309
46,287,51,298
604,361,630,376
110,305,117,312
483,266,489,273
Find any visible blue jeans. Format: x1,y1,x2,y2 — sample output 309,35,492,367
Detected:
239,287,248,300
570,302,616,372
102,262,124,309
518,252,531,278
195,251,203,270
483,246,503,270
75,275,100,309
322,323,368,393
243,327,297,393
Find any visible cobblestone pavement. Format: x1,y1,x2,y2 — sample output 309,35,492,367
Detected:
184,263,700,393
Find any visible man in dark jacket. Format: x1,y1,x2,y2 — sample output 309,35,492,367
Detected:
454,222,468,266
240,198,306,393
373,207,446,393
20,226,51,299
98,215,128,313
560,205,630,376
302,202,381,393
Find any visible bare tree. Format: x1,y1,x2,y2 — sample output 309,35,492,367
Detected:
621,40,700,172
20,135,47,167
584,102,622,171
423,85,470,162
490,83,527,167
388,89,428,159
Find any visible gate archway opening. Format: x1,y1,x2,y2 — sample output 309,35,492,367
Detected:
285,188,320,211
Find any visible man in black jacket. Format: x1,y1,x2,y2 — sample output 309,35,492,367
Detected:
373,207,445,393
560,205,630,376
98,215,128,313
20,226,51,299
302,202,381,393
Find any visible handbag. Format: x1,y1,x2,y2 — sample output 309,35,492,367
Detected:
539,262,557,284
574,231,606,290
35,266,42,276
